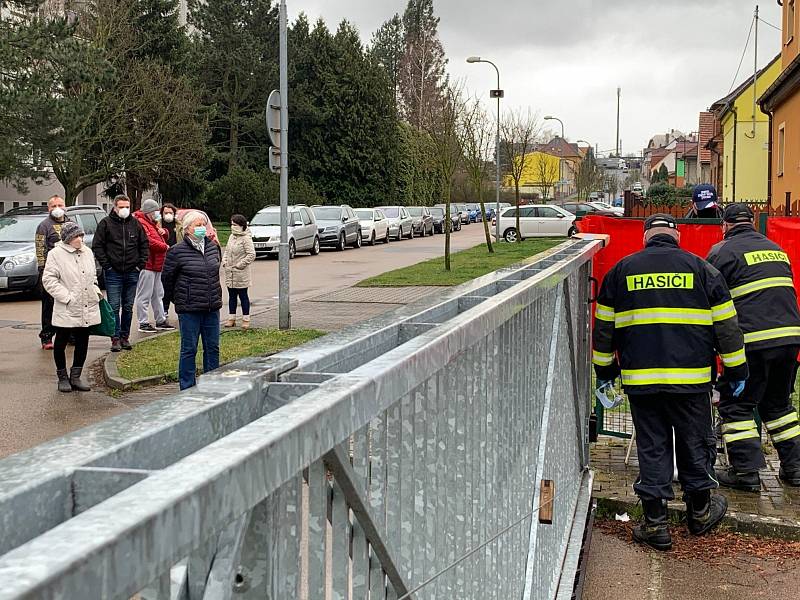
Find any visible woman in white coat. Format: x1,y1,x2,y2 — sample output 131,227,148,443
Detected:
42,222,102,393
222,214,256,329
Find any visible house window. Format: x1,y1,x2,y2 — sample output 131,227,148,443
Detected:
779,123,786,177
789,1,796,44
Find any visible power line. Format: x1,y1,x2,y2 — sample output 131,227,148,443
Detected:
758,16,782,32
729,14,756,93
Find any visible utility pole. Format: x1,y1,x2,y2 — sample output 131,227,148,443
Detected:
278,0,290,329
752,5,759,138
616,87,621,157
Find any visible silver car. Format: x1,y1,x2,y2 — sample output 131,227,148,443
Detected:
0,205,105,294
250,205,320,259
377,206,414,240
354,208,391,245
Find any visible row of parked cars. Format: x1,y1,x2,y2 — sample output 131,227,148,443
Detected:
248,203,508,258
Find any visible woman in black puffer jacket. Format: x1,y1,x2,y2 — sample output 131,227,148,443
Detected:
161,211,223,390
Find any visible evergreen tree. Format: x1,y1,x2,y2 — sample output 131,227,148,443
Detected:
0,1,112,194
289,19,399,206
398,0,448,130
369,14,404,108
131,0,189,68
189,0,279,173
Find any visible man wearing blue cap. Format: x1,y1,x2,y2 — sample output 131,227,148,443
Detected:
689,184,723,219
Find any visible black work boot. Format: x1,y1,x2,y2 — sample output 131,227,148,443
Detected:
632,498,672,551
715,466,760,492
57,369,72,393
685,490,728,536
779,467,800,487
69,367,91,392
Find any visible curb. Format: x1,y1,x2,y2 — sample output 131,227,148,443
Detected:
103,331,175,391
597,496,800,541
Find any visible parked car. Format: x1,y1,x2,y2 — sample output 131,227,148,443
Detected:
557,202,607,217
428,207,446,233
587,201,624,217
377,206,415,240
312,205,362,250
493,205,577,243
0,205,105,294
433,204,463,231
354,208,390,245
465,203,483,222
250,205,320,259
453,203,471,224
407,206,435,236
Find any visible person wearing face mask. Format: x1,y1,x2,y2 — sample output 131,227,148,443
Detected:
160,203,178,318
161,211,223,390
133,199,173,333
35,195,72,350
93,195,150,352
41,222,102,393
222,214,256,329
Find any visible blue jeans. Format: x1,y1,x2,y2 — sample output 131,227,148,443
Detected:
104,269,140,340
178,311,220,390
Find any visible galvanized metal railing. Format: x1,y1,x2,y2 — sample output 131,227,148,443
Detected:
0,237,602,600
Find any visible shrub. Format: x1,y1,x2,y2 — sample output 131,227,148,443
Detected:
198,168,325,220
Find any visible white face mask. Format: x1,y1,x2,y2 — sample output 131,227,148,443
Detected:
117,207,131,219
50,207,65,220
163,213,175,224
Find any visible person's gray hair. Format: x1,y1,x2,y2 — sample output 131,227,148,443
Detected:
182,210,208,230
114,194,131,206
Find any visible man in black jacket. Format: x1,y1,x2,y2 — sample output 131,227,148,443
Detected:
593,214,748,551
92,195,149,352
707,204,800,491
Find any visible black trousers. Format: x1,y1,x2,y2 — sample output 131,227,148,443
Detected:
630,392,718,500
53,327,90,371
39,274,55,343
718,345,800,473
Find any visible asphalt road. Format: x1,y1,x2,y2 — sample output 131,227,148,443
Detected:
0,225,488,459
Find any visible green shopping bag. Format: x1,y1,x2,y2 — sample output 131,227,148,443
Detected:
89,298,116,337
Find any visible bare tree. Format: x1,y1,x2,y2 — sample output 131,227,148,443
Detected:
500,108,540,242
459,98,494,252
425,83,465,271
534,153,560,201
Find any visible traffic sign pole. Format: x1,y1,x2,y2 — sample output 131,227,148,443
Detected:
278,0,290,330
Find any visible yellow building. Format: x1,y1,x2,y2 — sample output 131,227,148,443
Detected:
504,151,562,200
710,54,781,202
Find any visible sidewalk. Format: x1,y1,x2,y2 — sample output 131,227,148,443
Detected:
592,435,800,536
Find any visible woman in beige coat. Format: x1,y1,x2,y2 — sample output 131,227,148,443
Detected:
42,222,102,393
222,214,256,328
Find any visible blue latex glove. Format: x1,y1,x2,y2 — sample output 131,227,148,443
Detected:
730,380,746,398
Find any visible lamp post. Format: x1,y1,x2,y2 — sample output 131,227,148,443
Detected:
545,115,565,200
466,56,503,242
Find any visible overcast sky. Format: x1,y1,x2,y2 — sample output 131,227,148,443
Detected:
291,0,782,156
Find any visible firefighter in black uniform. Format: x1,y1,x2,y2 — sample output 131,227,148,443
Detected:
593,214,748,551
707,204,800,491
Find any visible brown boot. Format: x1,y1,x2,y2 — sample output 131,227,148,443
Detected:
224,316,237,328
241,316,251,330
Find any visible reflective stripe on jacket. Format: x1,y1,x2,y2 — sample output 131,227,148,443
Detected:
706,225,800,352
592,234,748,395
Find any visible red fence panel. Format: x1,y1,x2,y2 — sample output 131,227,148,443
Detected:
766,217,800,310
577,216,724,293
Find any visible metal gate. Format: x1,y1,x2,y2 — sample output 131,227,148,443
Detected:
0,238,602,600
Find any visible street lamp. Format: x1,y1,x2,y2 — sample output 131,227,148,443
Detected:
544,116,566,199
466,56,503,243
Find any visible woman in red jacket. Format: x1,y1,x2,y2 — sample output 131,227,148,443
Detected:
134,199,174,333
